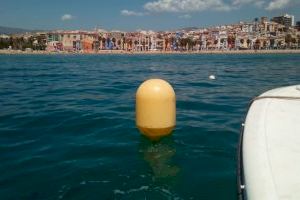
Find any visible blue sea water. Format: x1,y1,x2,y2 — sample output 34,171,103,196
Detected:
0,54,299,200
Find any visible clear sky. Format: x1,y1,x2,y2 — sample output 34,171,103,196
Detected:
0,0,299,31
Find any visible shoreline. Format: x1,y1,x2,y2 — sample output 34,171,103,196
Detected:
1,49,300,55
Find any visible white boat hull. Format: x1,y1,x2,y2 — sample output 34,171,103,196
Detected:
239,85,300,200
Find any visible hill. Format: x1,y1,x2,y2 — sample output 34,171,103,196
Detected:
0,26,34,35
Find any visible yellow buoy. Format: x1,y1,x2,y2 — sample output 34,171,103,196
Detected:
136,79,176,139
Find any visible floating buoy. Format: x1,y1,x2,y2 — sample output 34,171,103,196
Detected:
209,75,216,80
136,79,176,140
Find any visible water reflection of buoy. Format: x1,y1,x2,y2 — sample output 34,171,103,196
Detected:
209,75,216,80
136,79,176,140
139,137,179,179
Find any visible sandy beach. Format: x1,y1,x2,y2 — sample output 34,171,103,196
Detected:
1,49,300,55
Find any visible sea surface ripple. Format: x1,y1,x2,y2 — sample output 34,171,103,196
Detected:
0,54,299,199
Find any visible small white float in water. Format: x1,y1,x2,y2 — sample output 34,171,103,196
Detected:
238,85,300,200
209,75,216,80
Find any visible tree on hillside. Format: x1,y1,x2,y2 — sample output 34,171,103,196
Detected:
270,39,275,48
112,38,116,47
263,41,267,49
187,38,195,50
247,39,251,48
227,36,235,49
285,34,292,48
254,39,260,49
102,38,106,49
0,38,10,49
291,38,296,48
179,38,187,51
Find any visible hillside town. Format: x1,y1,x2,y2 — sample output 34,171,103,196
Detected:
0,14,300,53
